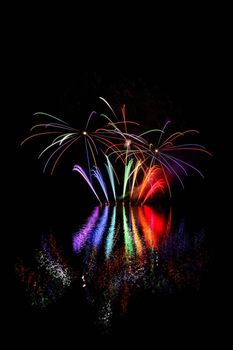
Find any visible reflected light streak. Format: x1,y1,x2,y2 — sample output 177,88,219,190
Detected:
138,206,155,248
73,207,99,253
105,206,117,259
122,206,134,257
92,206,109,248
138,206,168,249
130,207,143,257
143,206,166,238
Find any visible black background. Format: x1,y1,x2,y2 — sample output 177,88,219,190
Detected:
6,14,229,345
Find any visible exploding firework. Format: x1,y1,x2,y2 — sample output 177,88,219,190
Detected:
21,97,211,204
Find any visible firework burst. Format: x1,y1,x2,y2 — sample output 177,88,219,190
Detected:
21,97,211,204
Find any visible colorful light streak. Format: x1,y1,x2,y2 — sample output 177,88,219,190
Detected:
73,165,101,204
105,155,118,202
122,159,134,200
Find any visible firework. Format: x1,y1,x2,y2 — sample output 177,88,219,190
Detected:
21,97,211,204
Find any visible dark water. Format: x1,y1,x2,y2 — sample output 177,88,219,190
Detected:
13,201,211,339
